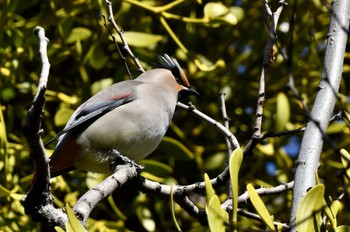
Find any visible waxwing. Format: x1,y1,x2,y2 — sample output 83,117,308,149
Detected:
47,54,198,178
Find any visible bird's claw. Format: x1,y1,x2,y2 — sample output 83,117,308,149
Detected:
109,150,143,173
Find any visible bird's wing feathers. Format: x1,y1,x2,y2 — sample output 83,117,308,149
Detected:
46,93,135,146
48,92,135,177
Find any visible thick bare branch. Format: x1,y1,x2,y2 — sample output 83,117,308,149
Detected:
22,26,67,229
73,164,139,224
290,0,350,229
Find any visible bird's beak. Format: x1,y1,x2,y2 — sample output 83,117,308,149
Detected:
179,87,199,100
186,87,199,96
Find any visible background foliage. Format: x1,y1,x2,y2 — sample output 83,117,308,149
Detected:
1,0,349,231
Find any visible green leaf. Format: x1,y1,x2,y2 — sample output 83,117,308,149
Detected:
330,200,342,219
136,205,156,231
66,204,87,232
256,142,275,156
10,0,39,13
88,44,109,70
229,7,245,22
327,122,346,134
91,78,113,95
66,27,92,44
336,225,350,232
203,152,226,171
55,226,65,232
204,3,241,26
204,173,215,203
340,149,350,178
170,184,182,231
296,184,325,232
85,172,104,189
114,31,163,48
194,57,226,71
158,136,194,160
204,2,229,19
206,195,225,232
0,184,11,197
247,184,275,231
54,107,74,127
107,195,127,221
229,148,243,227
56,92,79,105
275,92,290,131
139,159,173,176
324,198,342,229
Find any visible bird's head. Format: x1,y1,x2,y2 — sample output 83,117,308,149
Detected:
157,54,199,98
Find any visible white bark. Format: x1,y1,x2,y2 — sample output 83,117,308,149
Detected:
289,0,350,229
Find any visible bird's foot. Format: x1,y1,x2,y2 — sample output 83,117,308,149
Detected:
109,149,143,173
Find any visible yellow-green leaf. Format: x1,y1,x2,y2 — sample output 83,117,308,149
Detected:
55,226,65,232
327,122,346,134
229,148,243,227
66,27,92,44
85,172,104,189
54,107,74,127
170,184,182,232
247,184,275,231
114,31,163,48
158,136,194,160
296,184,325,232
256,142,275,156
66,204,87,232
229,7,244,22
88,44,108,70
204,173,215,203
0,184,11,197
139,159,173,176
330,200,342,218
324,198,342,229
194,58,226,71
340,149,350,178
204,2,229,19
203,152,227,171
56,92,79,105
275,92,290,131
107,195,127,221
336,225,350,232
91,78,113,95
206,195,225,232
136,206,156,231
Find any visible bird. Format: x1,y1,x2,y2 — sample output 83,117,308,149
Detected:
47,54,198,178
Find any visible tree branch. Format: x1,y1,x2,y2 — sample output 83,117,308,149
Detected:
290,0,350,229
252,0,287,142
104,0,145,75
73,164,139,224
177,102,240,149
21,26,67,229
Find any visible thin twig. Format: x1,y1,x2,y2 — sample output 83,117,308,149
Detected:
244,127,305,155
222,181,294,208
237,208,290,230
102,14,132,78
252,0,287,141
220,92,233,156
104,0,145,74
177,102,240,149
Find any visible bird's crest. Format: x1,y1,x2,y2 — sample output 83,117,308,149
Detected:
157,54,190,87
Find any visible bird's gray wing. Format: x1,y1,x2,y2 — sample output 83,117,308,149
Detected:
45,93,135,145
